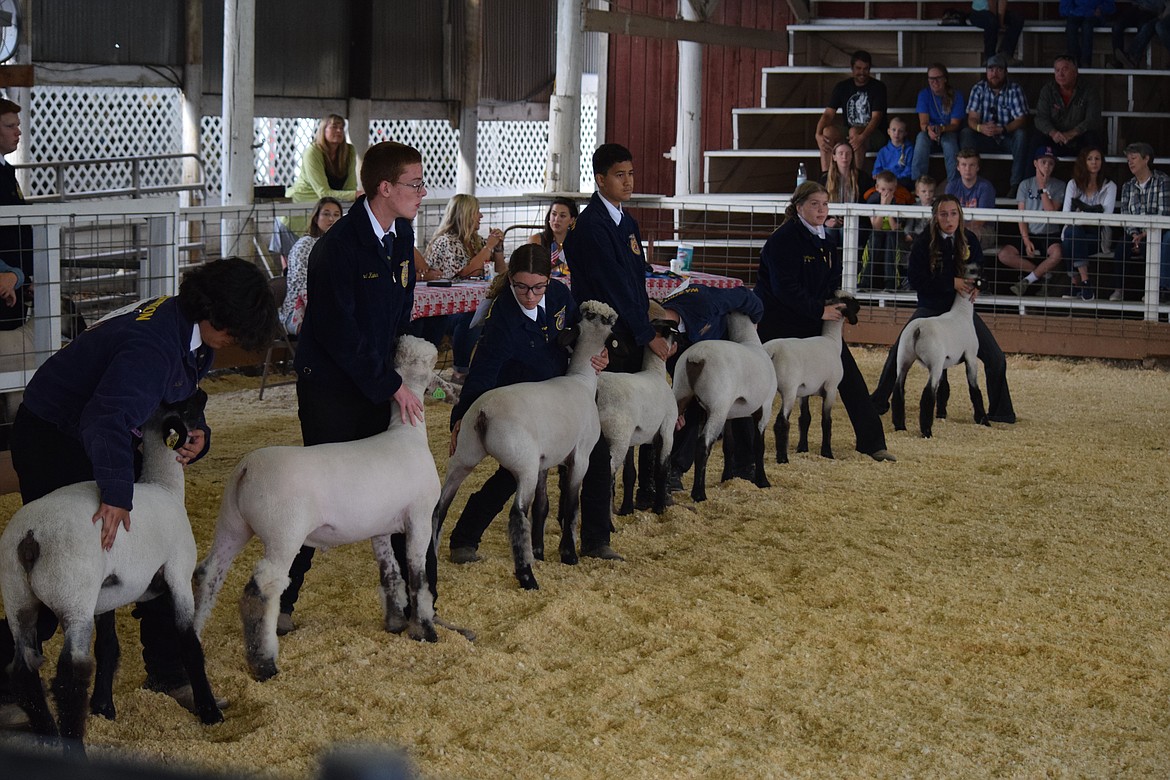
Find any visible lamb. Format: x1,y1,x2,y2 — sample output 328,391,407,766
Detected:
672,311,775,502
0,390,222,757
192,336,448,683
891,285,991,438
431,300,617,591
763,293,860,464
596,320,678,516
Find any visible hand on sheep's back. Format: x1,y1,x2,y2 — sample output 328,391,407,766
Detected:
93,503,131,550
395,385,425,426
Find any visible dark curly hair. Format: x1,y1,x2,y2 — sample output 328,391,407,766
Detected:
178,257,278,353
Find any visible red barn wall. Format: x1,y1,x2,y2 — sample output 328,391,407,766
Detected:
604,0,792,196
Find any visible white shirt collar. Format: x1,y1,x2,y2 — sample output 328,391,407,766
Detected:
364,198,397,240
941,231,955,239
513,288,547,321
190,323,203,352
798,214,826,239
600,196,624,226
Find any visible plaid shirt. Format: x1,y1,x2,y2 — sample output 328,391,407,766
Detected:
966,79,1029,125
1118,170,1170,236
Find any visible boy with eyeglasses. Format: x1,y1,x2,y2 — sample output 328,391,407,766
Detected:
277,141,433,635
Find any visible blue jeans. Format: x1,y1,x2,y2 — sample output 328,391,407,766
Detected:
958,126,1029,190
1061,225,1101,271
912,130,959,182
1065,16,1098,66
1112,231,1170,296
969,8,1024,59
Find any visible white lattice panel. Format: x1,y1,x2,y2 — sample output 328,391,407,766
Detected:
476,120,548,193
370,120,461,190
580,91,598,188
28,86,184,199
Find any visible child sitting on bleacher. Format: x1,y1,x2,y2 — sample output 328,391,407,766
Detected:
864,171,904,290
872,115,914,191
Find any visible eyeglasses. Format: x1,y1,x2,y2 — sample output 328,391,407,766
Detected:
511,281,549,296
928,76,945,82
396,180,426,193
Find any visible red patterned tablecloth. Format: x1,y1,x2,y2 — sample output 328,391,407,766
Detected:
411,268,742,320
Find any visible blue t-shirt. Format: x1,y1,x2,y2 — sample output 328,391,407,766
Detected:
916,88,967,128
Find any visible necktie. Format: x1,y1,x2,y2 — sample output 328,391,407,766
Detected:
382,232,394,260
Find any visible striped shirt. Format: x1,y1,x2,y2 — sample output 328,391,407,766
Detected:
1118,170,1170,236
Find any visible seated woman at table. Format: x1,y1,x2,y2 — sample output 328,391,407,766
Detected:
444,243,607,564
279,197,342,335
415,194,506,381
284,114,359,233
528,197,578,277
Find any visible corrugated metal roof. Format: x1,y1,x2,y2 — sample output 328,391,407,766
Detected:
34,0,185,65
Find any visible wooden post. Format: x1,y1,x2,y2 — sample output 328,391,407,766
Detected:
545,0,583,192
182,0,203,206
456,0,481,195
10,0,32,194
674,0,709,197
221,0,255,207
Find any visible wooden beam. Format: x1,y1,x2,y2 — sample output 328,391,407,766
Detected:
583,8,787,52
0,64,33,87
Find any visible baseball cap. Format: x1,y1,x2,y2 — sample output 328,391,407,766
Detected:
1033,145,1057,160
984,54,1008,69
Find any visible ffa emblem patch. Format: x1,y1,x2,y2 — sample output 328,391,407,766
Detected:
629,234,642,256
400,261,410,287
554,306,567,330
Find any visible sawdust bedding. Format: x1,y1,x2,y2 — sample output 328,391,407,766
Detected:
0,349,1167,778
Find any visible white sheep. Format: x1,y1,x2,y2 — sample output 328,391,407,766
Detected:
192,336,448,682
596,320,678,516
0,391,222,757
891,287,991,438
431,300,617,591
763,293,860,464
672,311,775,502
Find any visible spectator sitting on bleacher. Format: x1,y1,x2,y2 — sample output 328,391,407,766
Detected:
1111,0,1170,68
1060,146,1116,301
903,175,937,246
912,64,965,183
864,171,904,290
1110,141,1170,302
814,50,888,175
873,115,914,189
1062,0,1116,66
968,0,1025,64
999,146,1067,296
960,54,1031,192
946,148,998,240
1035,55,1103,157
821,141,875,260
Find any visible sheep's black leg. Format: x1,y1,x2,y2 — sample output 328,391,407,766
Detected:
531,468,550,560
9,614,57,740
936,367,951,419
691,408,711,502
51,632,94,758
556,461,579,566
796,397,812,453
651,435,667,514
965,359,990,426
558,454,586,566
919,381,936,438
892,374,908,431
616,448,635,516
773,406,790,464
172,623,224,724
820,395,834,459
751,410,770,489
89,611,118,720
508,495,539,591
240,571,280,682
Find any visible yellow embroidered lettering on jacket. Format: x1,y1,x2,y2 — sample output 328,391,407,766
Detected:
363,271,380,279
135,296,169,321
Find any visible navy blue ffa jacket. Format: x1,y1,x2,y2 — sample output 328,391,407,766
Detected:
22,295,213,511
907,228,983,312
754,218,841,339
0,162,32,329
659,284,763,343
562,191,653,347
294,195,416,403
450,279,577,428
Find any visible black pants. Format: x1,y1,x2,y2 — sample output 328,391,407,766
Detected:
871,308,1016,423
448,466,517,550
0,404,186,691
281,379,439,616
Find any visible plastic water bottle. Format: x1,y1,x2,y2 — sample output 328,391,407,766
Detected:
796,162,807,189
484,258,495,282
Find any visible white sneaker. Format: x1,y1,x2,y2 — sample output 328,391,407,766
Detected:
1108,289,1123,302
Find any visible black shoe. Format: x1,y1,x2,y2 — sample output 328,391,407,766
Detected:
868,448,897,462
667,467,685,492
449,546,482,564
987,414,1016,424
160,684,229,714
276,612,295,636
580,545,625,561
